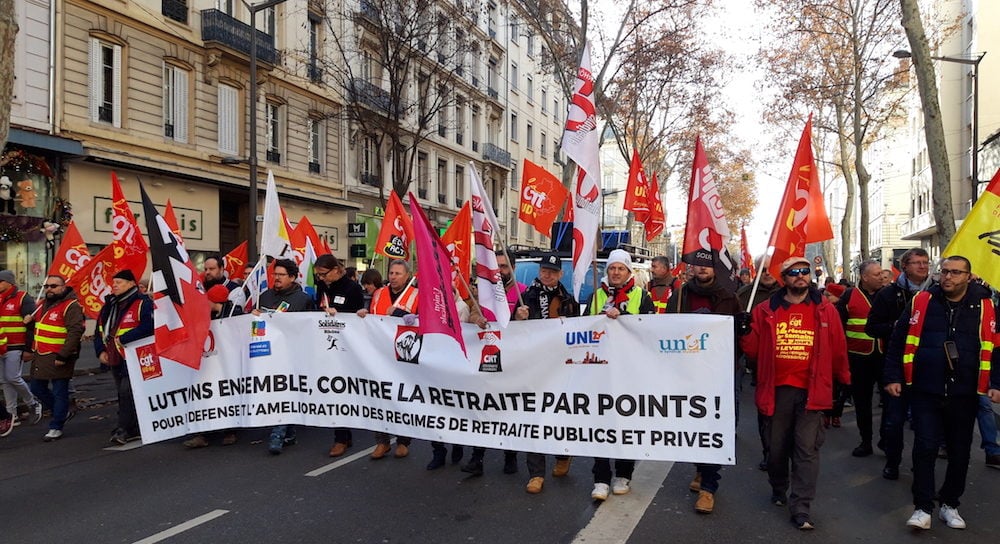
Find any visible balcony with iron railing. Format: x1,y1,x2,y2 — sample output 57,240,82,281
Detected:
201,9,279,65
348,78,394,115
418,188,428,199
360,172,381,187
308,161,321,173
438,193,447,204
482,143,511,169
308,62,323,83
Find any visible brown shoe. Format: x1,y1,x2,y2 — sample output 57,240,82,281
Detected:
221,433,238,446
695,490,715,514
526,477,544,494
371,442,391,460
552,458,572,477
394,443,409,458
689,471,702,493
329,441,351,457
183,435,209,449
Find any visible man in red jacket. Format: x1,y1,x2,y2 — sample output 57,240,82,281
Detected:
740,256,851,531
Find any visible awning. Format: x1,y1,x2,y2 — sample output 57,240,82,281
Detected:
6,129,84,155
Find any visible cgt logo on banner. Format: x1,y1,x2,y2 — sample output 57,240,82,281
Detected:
478,330,502,372
137,344,163,381
395,325,421,363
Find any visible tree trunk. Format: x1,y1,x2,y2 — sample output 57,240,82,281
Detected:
0,0,19,151
899,0,955,247
851,11,870,259
834,101,856,277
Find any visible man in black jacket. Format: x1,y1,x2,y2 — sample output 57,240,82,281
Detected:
885,256,1000,530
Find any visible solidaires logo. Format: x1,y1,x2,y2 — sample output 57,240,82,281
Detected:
659,332,710,354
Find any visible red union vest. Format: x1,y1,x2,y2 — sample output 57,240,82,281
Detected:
0,289,30,349
845,288,881,355
647,281,672,314
371,286,418,315
102,298,146,357
33,299,79,355
902,291,995,394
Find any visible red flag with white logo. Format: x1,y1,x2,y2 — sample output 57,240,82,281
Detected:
519,159,569,237
440,202,473,299
643,172,665,241
681,136,739,292
110,172,149,282
48,221,91,281
374,190,415,260
624,149,650,223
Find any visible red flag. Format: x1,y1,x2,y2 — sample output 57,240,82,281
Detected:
766,116,834,283
670,262,686,279
224,241,249,281
740,225,756,279
48,221,91,281
67,240,146,320
374,190,415,259
644,172,665,241
624,149,650,223
293,216,326,257
519,159,569,237
163,200,183,240
441,202,473,299
681,136,739,292
140,183,210,370
110,172,149,281
409,193,466,355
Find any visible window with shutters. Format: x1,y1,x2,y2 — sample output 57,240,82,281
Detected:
163,63,189,143
308,118,322,173
454,165,464,207
265,101,284,164
89,38,122,127
217,84,239,156
215,0,233,15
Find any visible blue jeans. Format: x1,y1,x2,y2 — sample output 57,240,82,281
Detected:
30,378,70,430
977,395,1000,456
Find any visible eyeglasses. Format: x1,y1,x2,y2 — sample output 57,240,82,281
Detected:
784,267,811,277
313,269,331,277
906,260,930,267
272,272,290,277
43,284,62,289
939,268,969,277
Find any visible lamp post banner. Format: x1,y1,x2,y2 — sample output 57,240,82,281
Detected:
124,313,736,464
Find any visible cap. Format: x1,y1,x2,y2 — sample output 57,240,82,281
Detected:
606,249,633,272
112,270,137,283
779,257,811,275
206,284,231,303
824,284,846,298
539,253,562,271
0,270,14,284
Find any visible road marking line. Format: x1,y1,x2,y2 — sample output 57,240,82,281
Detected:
103,440,145,452
132,509,229,544
572,461,673,544
305,445,378,477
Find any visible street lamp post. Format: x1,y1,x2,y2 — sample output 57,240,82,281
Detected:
894,49,987,204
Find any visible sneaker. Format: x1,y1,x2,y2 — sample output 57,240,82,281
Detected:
689,471,702,493
30,402,43,425
526,477,544,494
611,477,631,495
183,435,210,448
0,414,13,437
111,429,129,445
552,457,572,477
371,442,391,460
591,483,610,501
852,442,873,457
695,490,715,514
328,441,351,457
503,453,518,474
461,458,484,476
43,429,63,442
986,453,1000,469
268,428,286,455
906,509,931,530
938,505,966,529
791,514,814,530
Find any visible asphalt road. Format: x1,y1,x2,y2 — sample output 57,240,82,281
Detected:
2,363,999,543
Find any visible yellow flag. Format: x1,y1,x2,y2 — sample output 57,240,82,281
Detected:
944,169,1000,288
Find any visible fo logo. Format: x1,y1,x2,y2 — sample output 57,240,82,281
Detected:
395,325,422,364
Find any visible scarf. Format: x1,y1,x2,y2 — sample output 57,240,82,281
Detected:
102,287,138,365
898,273,933,294
600,276,636,312
532,279,564,318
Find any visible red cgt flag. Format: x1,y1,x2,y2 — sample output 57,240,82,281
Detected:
740,225,756,279
519,159,569,238
624,149,651,223
644,171,665,241
224,241,249,281
110,172,149,282
766,116,834,284
48,221,91,281
681,136,739,292
163,200,183,240
67,239,147,320
440,201,473,299
374,190,415,260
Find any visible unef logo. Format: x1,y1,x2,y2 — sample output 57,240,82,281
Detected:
478,330,502,373
395,325,421,364
566,330,606,347
659,333,710,354
136,344,163,381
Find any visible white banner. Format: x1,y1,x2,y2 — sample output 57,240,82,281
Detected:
125,313,736,464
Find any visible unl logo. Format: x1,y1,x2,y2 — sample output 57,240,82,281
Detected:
136,344,163,381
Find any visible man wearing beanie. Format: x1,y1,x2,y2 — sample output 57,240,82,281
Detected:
741,256,850,530
0,269,43,429
665,259,740,516
95,269,153,445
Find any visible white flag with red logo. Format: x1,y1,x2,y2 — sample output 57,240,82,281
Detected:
140,183,210,370
468,164,510,327
560,44,603,300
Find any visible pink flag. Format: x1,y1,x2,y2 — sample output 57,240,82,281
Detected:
408,193,466,355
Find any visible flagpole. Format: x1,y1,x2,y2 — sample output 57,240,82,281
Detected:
493,238,526,307
390,275,418,312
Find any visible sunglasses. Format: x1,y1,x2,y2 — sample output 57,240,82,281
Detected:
43,284,63,289
784,267,812,277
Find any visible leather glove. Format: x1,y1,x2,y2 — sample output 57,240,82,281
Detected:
735,312,753,336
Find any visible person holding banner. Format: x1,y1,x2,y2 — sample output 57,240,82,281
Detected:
647,256,678,314
586,249,654,501
665,262,740,515
95,270,153,445
740,256,851,531
203,255,239,292
313,254,365,458
358,259,415,459
515,253,580,494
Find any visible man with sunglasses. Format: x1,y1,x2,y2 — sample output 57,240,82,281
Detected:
740,256,850,530
884,256,1000,530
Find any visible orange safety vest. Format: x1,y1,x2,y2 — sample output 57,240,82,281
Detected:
0,290,30,349
371,286,419,315
32,299,79,355
648,281,672,314
902,291,995,394
845,288,881,355
100,298,146,357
